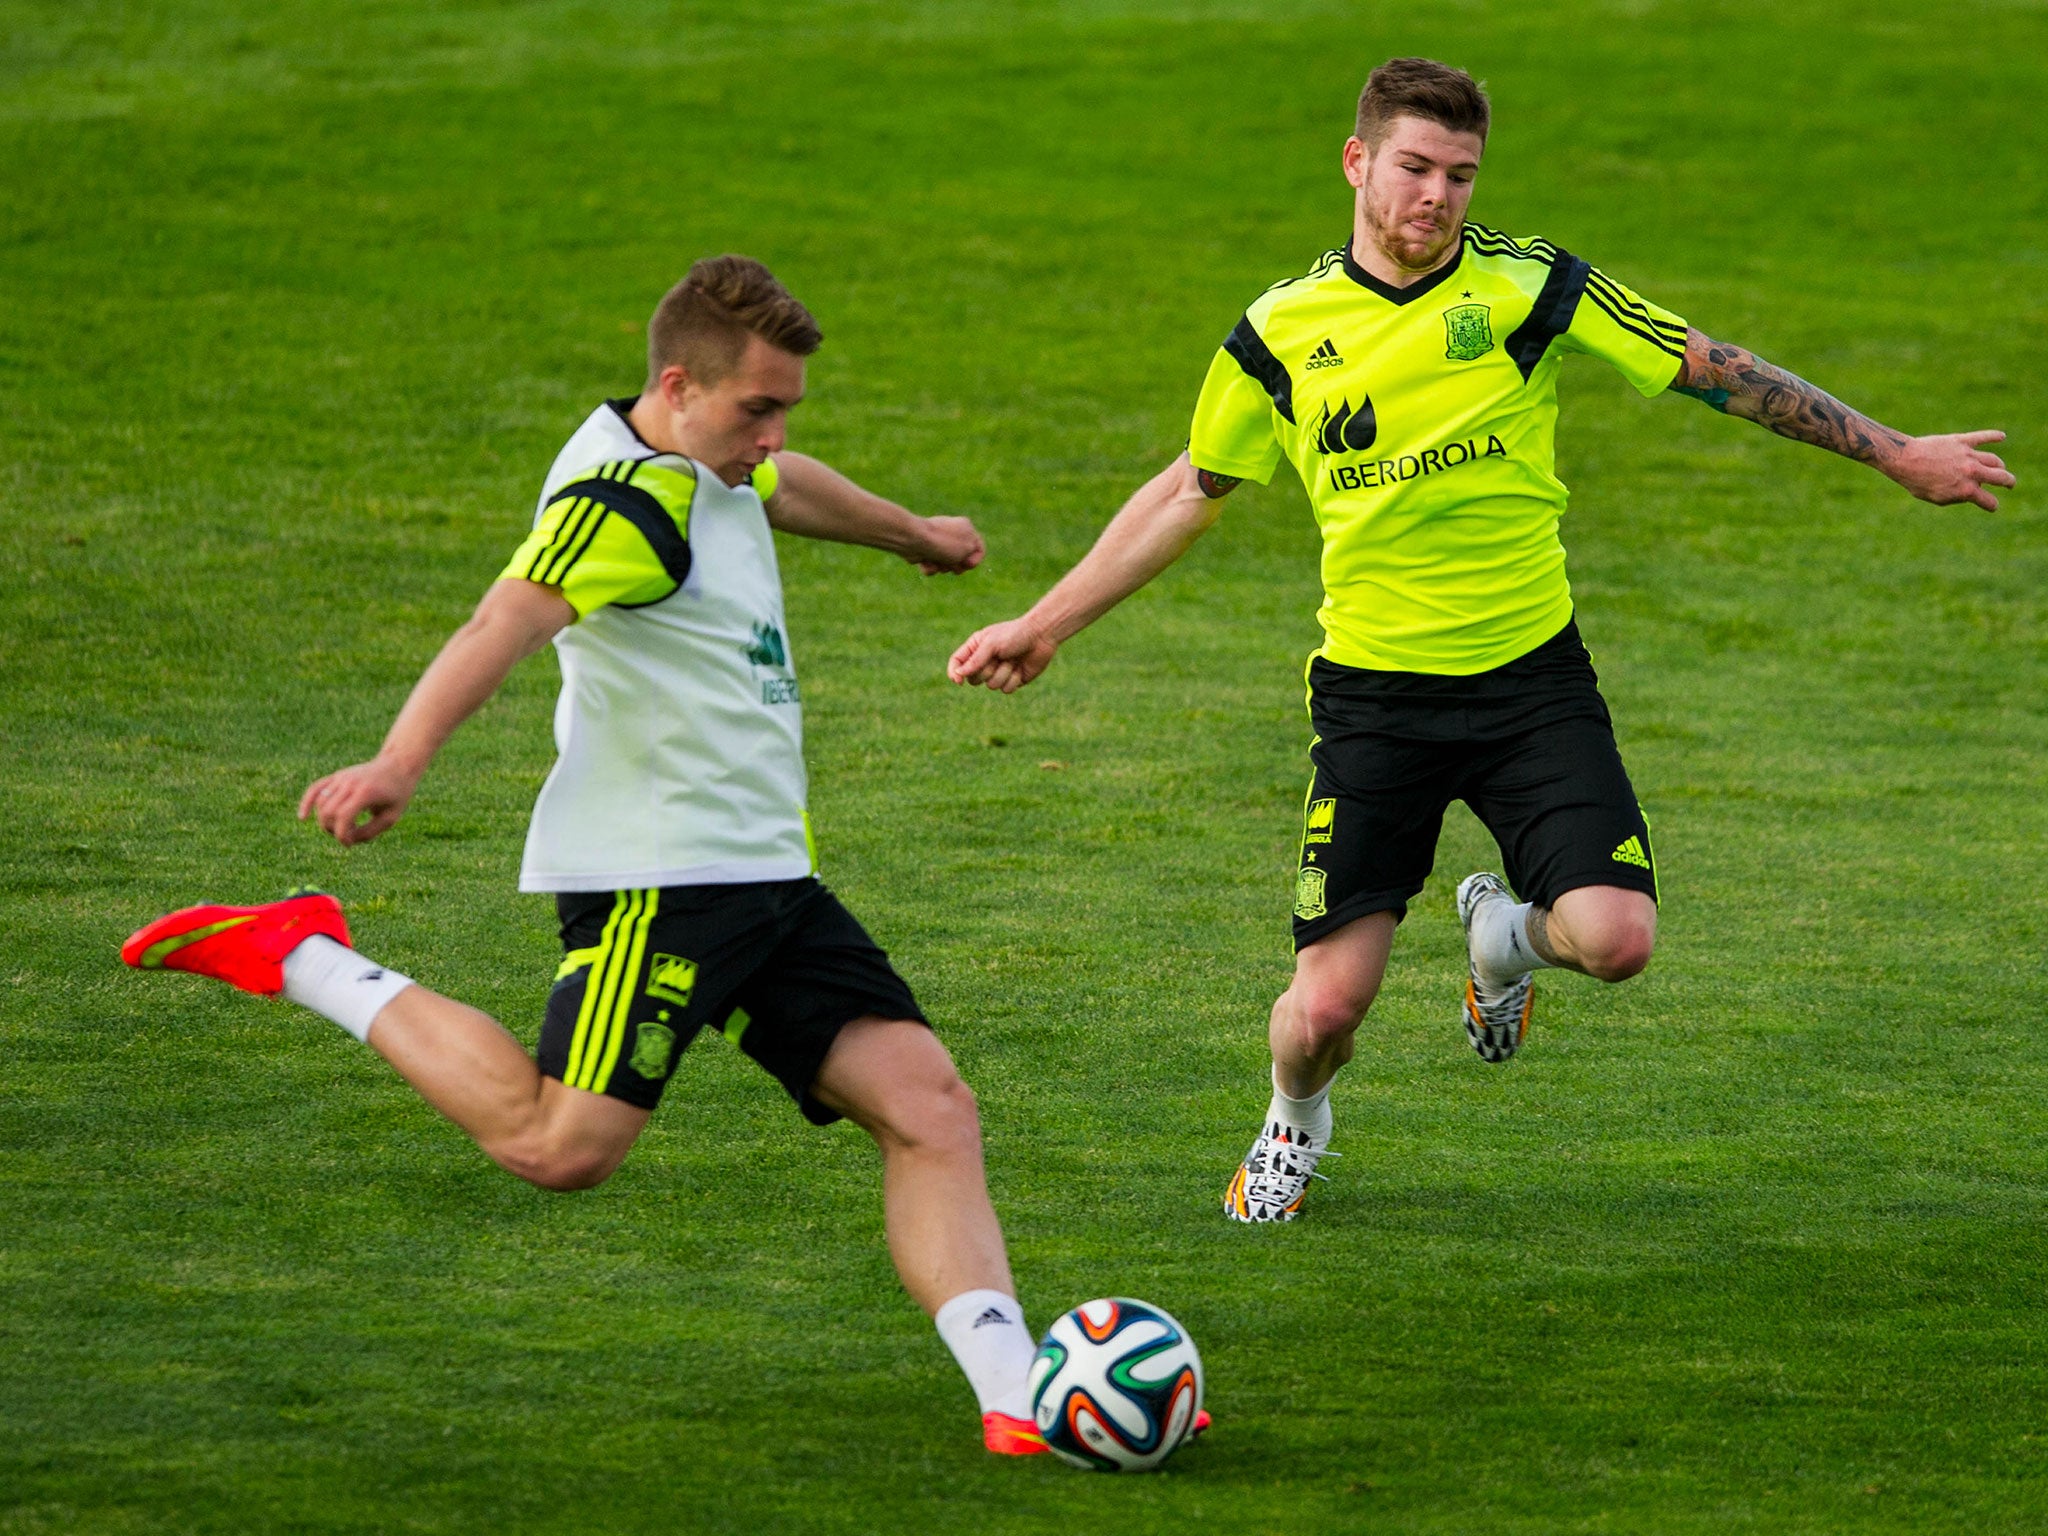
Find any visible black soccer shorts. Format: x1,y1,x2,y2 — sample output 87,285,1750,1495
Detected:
537,878,926,1122
1291,617,1658,948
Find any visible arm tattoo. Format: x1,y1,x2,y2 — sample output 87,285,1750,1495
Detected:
1196,468,1243,499
1673,327,1907,469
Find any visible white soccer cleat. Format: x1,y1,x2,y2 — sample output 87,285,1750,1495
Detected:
1223,1121,1339,1223
1458,871,1533,1063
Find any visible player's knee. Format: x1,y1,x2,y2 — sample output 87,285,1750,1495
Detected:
495,1135,616,1193
874,1068,982,1162
1577,920,1655,983
1292,981,1375,1051
911,1071,984,1159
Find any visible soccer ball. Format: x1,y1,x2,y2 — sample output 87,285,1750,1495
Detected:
1028,1297,1203,1471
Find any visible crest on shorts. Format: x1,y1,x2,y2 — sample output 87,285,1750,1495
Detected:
645,952,699,1007
1443,304,1494,361
1304,797,1336,845
1294,867,1328,920
629,1020,677,1080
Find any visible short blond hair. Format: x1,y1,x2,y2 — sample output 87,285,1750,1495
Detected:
646,255,822,387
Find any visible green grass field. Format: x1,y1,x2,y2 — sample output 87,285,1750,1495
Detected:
4,1,2045,1530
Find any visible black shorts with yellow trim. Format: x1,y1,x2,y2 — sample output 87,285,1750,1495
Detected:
1291,618,1658,949
537,878,926,1123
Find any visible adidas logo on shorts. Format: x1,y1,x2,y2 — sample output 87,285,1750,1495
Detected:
1612,835,1650,869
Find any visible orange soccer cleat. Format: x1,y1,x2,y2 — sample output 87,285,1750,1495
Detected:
982,1411,1049,1456
122,890,350,996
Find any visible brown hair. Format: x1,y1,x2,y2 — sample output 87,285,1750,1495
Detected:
646,255,822,387
1354,57,1490,147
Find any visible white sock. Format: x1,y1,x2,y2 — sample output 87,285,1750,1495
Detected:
1267,1063,1333,1149
1471,899,1558,989
281,935,414,1043
934,1288,1035,1420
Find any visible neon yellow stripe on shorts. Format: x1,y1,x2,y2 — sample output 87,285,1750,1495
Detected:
586,889,658,1093
574,889,654,1090
564,892,634,1087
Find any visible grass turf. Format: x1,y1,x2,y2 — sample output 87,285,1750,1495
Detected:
3,1,2045,1529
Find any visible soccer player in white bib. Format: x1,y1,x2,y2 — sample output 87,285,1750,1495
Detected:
124,257,1055,1455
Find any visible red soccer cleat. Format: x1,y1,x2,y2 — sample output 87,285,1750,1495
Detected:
122,891,351,996
1192,1408,1212,1437
982,1410,1049,1455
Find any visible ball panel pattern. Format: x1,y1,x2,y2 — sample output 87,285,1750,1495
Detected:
1028,1298,1204,1472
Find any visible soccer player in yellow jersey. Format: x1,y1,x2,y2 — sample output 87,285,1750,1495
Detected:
950,58,2015,1223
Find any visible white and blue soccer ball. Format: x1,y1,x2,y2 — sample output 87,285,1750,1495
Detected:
1029,1297,1203,1471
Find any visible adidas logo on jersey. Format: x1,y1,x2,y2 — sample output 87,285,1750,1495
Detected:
1304,337,1345,371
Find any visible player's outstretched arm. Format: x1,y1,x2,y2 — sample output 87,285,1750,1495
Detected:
1671,327,2015,510
764,450,984,575
299,578,574,845
948,452,1231,694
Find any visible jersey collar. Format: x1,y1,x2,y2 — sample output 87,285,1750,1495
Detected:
607,397,659,451
1340,237,1466,306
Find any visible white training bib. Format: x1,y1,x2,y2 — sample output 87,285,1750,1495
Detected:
517,402,812,892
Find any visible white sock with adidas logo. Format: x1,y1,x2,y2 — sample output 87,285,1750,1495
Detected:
281,935,415,1043
935,1289,1035,1420
1471,899,1559,990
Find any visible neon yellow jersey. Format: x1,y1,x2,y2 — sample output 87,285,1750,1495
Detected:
1189,224,1687,674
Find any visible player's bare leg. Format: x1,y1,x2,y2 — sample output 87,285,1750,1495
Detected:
366,987,648,1190
1269,911,1397,1099
1225,912,1394,1223
811,1016,1014,1312
1461,877,1657,1061
811,1015,1042,1451
122,894,649,1189
1540,886,1657,980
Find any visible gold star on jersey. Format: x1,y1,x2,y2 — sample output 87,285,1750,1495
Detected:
1189,224,1687,675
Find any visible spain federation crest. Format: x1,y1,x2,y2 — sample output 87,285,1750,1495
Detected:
629,1020,677,1081
1443,303,1494,362
1294,866,1329,921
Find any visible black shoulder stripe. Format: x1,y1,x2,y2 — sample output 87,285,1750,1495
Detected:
1464,225,1560,265
1584,268,1684,328
1584,272,1686,347
546,476,692,589
551,500,613,585
1582,284,1686,357
1223,314,1296,424
1503,251,1593,382
529,496,603,585
1260,247,1345,297
530,496,604,586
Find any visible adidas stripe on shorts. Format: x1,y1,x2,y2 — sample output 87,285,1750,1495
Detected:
1290,617,1657,949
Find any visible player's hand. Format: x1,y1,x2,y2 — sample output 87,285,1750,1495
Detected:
299,756,421,846
948,618,1059,693
1889,430,2015,511
914,515,985,575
